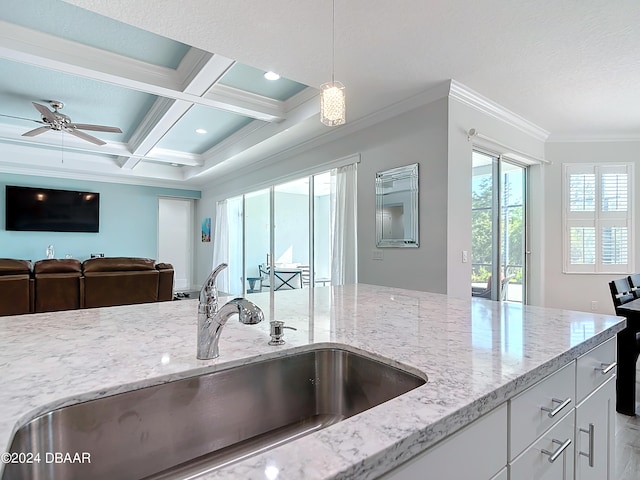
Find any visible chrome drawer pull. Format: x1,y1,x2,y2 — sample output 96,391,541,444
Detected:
595,362,616,375
579,423,595,467
542,438,572,463
540,397,572,418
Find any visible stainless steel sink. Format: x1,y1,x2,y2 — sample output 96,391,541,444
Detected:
3,347,426,480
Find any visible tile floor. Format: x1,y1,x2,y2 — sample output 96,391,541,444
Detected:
615,365,640,479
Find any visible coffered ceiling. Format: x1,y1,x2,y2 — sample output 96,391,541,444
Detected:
0,0,319,187
2,0,640,188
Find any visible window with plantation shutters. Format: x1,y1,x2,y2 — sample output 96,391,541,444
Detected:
563,164,633,273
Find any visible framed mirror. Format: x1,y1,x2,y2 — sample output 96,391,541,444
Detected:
375,163,419,247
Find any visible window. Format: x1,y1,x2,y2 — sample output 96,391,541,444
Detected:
563,163,633,273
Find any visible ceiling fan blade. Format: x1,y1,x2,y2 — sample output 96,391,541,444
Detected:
22,126,52,137
68,128,107,146
32,102,57,122
70,123,122,133
0,113,46,124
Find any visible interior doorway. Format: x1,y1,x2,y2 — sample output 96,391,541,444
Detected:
158,197,193,291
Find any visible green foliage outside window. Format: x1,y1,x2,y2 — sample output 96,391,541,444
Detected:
472,175,524,284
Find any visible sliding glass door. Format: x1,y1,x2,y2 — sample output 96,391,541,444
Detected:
501,161,525,302
471,151,527,302
244,188,270,295
313,172,332,286
274,178,310,290
226,170,338,295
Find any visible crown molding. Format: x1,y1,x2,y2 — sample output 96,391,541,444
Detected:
449,80,549,142
546,132,640,143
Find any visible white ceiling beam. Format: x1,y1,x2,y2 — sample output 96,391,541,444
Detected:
183,87,319,180
118,156,142,169
0,21,286,122
144,147,201,166
0,123,201,166
178,49,235,94
121,53,237,169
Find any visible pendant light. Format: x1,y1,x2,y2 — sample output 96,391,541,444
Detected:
320,0,346,126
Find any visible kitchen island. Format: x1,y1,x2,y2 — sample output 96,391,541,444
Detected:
0,284,625,479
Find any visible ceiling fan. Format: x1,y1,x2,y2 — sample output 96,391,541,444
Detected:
0,101,122,146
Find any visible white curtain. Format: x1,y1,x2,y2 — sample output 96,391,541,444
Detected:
331,163,358,285
212,200,229,293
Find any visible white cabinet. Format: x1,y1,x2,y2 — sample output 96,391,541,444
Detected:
381,403,507,480
509,410,575,480
574,365,616,480
379,337,616,480
507,337,616,480
509,362,575,460
575,336,616,404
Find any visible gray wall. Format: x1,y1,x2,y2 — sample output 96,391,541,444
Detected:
197,98,449,293
196,92,559,309
356,99,448,292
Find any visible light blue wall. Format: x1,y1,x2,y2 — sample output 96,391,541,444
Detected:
0,174,200,262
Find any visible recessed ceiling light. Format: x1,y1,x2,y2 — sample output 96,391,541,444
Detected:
195,128,207,134
264,71,280,81
170,163,180,167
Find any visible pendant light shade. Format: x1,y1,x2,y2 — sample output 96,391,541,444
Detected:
320,0,345,126
320,81,346,126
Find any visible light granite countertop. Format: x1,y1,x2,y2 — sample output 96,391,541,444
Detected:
0,284,625,479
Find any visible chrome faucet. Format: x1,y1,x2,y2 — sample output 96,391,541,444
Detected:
197,263,264,360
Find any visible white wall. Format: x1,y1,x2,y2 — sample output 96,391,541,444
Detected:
196,97,449,293
543,141,640,314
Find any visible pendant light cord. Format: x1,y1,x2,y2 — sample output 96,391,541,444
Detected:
332,0,335,83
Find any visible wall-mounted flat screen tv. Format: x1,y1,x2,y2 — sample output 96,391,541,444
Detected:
5,185,100,233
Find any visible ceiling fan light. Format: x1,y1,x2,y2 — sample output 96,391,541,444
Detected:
320,81,346,126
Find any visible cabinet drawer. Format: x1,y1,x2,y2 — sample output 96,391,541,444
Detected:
576,336,616,404
509,362,575,460
509,409,575,480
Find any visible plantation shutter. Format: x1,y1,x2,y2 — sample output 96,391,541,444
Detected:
563,164,633,273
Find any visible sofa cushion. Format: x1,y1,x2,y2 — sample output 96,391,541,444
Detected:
0,259,31,275
83,270,159,308
34,273,82,313
34,259,82,274
0,275,31,315
83,257,156,273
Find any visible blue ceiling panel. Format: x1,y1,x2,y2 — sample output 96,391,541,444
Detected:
220,63,308,101
0,58,157,143
2,0,190,69
156,105,255,154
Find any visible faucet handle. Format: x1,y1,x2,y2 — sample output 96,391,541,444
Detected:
269,320,297,345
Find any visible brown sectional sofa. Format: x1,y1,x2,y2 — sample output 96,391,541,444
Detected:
0,257,174,316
